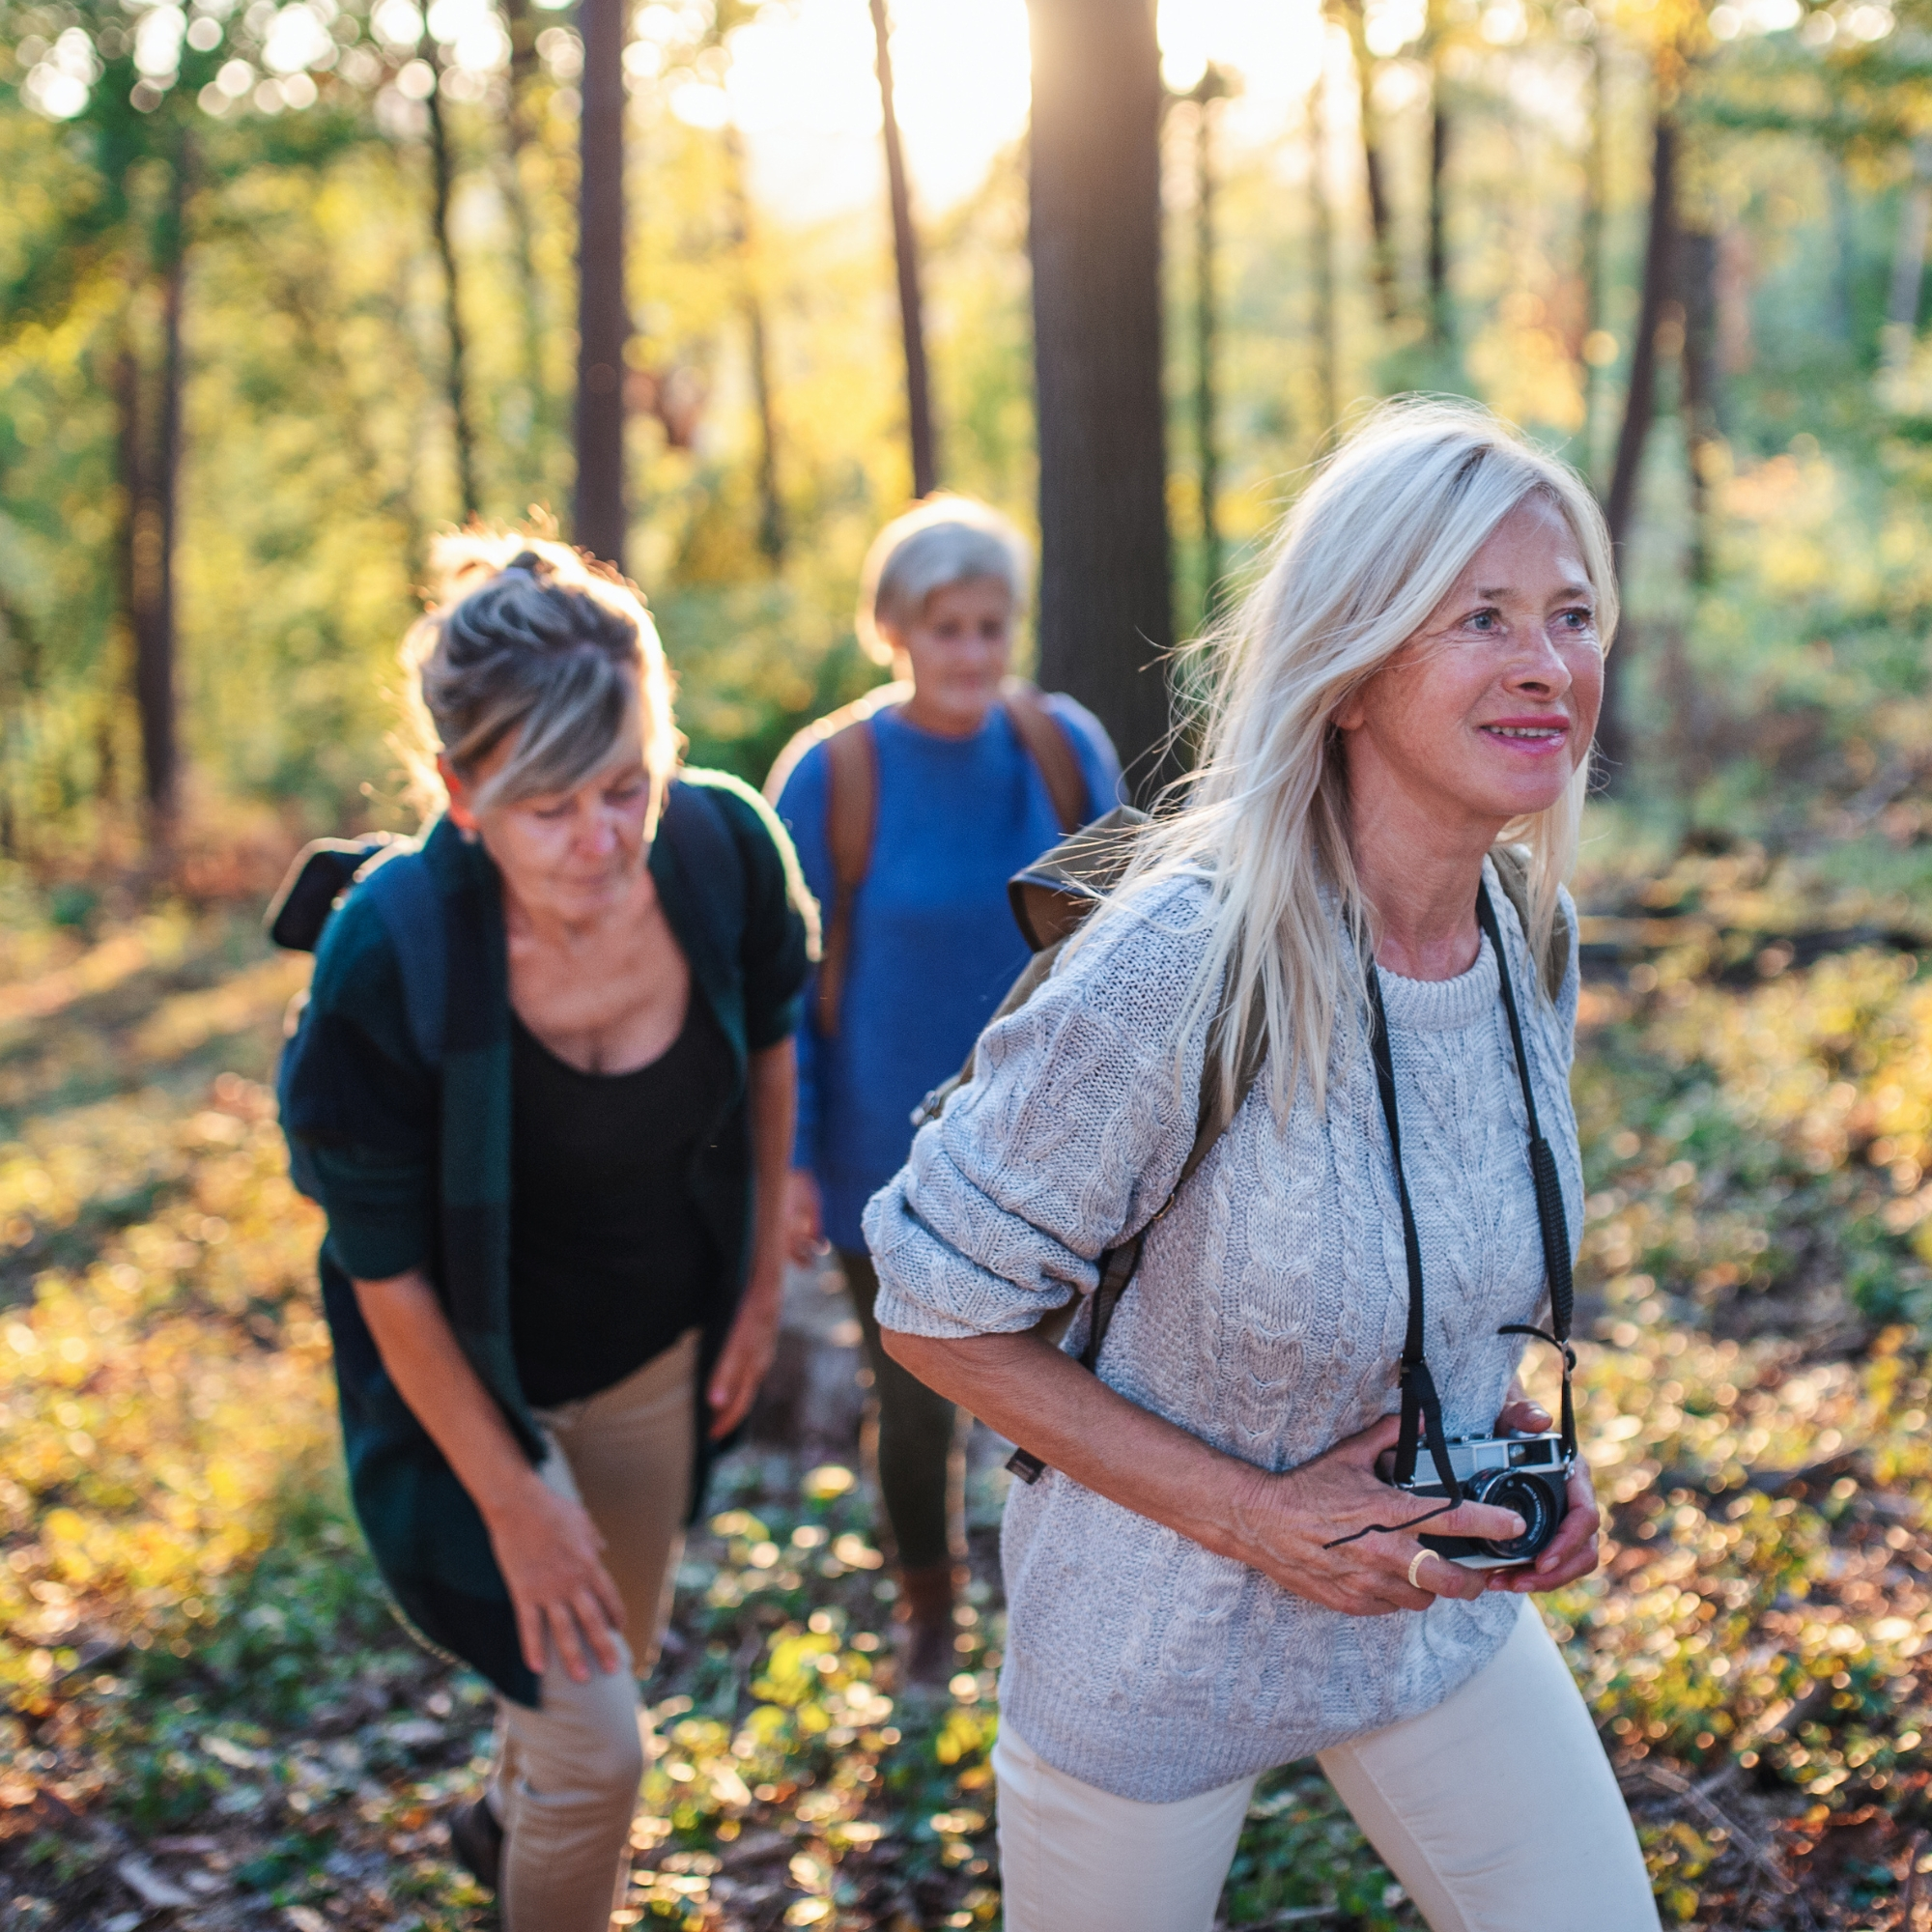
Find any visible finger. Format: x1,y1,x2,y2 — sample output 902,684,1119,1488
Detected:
1415,1551,1489,1602
576,1590,623,1676
515,1599,547,1679
1494,1400,1551,1433
1434,1500,1528,1545
591,1561,627,1634
547,1601,592,1685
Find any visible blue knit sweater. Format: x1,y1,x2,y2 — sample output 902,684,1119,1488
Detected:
773,694,1121,1251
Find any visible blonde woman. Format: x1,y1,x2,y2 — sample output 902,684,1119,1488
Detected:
767,496,1120,1685
280,536,812,1931
865,405,1658,1931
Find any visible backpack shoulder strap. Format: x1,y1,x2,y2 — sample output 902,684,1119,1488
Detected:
354,847,447,1068
1488,842,1570,1003
764,682,908,1039
1001,677,1088,835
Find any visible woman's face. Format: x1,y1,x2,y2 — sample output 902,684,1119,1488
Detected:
1335,495,1605,832
884,576,1015,737
443,731,655,924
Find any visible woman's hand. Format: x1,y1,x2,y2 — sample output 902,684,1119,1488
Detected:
1231,1413,1532,1615
482,1472,628,1684
1482,1395,1603,1595
785,1168,826,1264
708,1272,782,1440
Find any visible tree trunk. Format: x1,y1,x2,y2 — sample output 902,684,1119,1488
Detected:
1581,39,1607,482
127,152,187,842
1336,0,1397,324
1885,138,1932,374
1026,0,1173,794
1310,58,1338,438
498,0,550,469
425,47,479,521
575,0,628,570
869,0,938,497
1192,78,1224,617
1598,110,1677,784
724,125,785,568
1427,45,1451,348
1680,223,1719,589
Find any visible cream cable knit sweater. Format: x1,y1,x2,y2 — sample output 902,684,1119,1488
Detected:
864,861,1584,1803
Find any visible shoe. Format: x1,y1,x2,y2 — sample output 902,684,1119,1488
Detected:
447,1794,503,1891
897,1562,962,1693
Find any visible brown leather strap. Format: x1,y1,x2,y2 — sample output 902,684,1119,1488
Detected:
1000,677,1088,835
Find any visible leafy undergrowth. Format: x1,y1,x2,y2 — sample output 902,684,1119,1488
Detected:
13,853,1932,1926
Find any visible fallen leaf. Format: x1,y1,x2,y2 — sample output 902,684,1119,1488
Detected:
116,1854,194,1910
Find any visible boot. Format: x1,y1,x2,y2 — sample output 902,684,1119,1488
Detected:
896,1562,962,1693
446,1792,503,1890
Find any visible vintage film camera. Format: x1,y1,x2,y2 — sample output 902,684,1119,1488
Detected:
1388,1432,1572,1571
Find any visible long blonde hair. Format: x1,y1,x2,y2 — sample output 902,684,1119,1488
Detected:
1102,397,1617,1117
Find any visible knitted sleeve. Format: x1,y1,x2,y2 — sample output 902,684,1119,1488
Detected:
864,878,1212,1341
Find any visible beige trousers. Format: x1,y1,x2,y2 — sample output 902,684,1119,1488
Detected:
488,1330,696,1932
994,1599,1659,1932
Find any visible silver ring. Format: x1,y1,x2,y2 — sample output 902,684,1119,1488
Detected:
1407,1549,1432,1591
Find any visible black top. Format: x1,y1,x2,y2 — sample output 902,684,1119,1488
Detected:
508,993,734,1406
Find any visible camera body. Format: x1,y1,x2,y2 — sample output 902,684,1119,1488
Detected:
1388,1432,1571,1571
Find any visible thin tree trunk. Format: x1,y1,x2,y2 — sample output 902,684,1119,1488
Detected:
1885,138,1932,374
425,47,479,521
575,0,628,569
1581,39,1607,482
1336,0,1397,324
1598,109,1677,783
1192,77,1225,616
498,0,550,468
110,327,141,814
1310,61,1338,438
869,0,938,497
723,125,785,568
1027,0,1173,794
1829,156,1856,349
1427,34,1451,348
1680,224,1719,588
127,151,187,842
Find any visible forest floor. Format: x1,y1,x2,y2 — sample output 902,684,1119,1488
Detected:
10,827,1932,1928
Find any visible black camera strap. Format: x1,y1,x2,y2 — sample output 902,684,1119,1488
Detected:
1362,879,1577,1520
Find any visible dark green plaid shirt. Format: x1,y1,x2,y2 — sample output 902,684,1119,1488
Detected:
283,771,812,1704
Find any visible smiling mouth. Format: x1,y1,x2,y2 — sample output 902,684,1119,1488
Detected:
1482,723,1569,745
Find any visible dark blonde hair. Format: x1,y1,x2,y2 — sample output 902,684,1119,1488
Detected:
397,529,682,821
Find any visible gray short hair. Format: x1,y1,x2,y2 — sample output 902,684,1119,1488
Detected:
856,495,1032,665
398,530,682,820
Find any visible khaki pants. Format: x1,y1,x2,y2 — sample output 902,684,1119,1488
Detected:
488,1331,696,1932
994,1599,1660,1932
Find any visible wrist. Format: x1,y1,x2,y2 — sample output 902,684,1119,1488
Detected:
473,1459,551,1528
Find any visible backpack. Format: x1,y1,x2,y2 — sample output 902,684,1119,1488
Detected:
264,837,448,1202
765,677,1091,1038
918,815,1572,1484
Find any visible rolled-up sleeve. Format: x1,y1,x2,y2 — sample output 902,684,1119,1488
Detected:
862,886,1208,1341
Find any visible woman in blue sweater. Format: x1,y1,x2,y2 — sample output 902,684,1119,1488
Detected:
768,497,1120,1684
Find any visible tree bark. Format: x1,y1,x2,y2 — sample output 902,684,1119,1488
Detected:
1598,110,1677,784
498,0,551,469
425,47,479,521
1336,0,1397,323
1310,57,1338,438
869,0,938,497
1191,76,1226,617
724,125,785,569
575,0,628,570
1427,42,1451,347
1680,224,1720,589
1027,0,1173,795
1581,39,1607,482
126,150,187,842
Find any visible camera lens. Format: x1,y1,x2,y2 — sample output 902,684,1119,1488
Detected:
1472,1469,1558,1560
